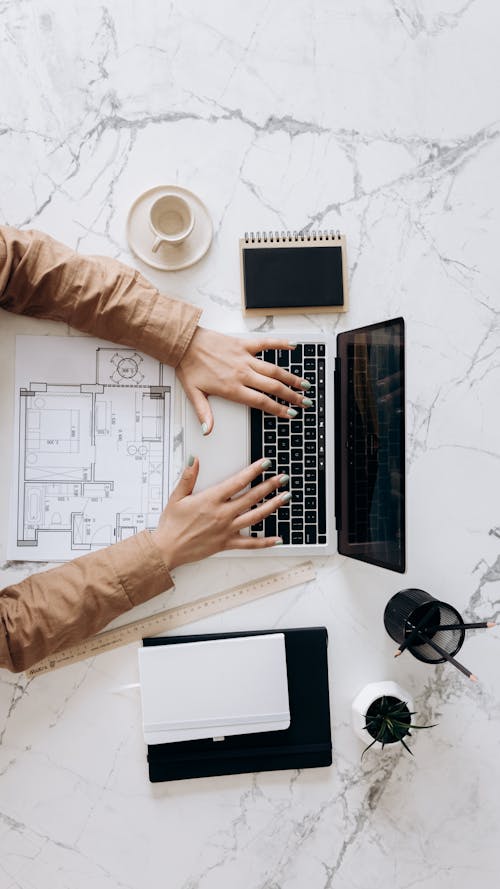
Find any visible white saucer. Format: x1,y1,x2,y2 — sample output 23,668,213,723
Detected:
126,185,213,271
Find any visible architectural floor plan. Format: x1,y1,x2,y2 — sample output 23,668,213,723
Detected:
9,336,174,562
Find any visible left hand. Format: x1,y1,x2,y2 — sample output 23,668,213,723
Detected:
176,327,312,434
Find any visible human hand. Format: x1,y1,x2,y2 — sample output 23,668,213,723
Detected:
152,457,290,569
176,327,312,435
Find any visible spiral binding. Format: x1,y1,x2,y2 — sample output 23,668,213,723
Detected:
244,229,342,244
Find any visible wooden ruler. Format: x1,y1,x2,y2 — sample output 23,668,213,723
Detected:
26,561,316,678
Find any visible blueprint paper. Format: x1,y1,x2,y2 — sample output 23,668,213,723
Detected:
9,335,175,562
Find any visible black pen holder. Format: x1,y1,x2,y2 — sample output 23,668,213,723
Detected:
384,589,465,664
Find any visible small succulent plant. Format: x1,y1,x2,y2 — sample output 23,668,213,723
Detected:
362,695,436,757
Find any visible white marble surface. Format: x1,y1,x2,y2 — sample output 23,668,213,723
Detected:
1,1,499,887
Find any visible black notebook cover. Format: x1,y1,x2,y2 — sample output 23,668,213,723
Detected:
143,627,332,783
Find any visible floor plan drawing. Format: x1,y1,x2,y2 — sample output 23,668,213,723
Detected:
10,336,174,562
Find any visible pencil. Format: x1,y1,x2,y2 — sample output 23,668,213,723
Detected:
413,628,478,682
394,604,440,658
424,621,495,632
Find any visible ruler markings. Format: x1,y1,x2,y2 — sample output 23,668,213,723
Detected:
26,561,315,678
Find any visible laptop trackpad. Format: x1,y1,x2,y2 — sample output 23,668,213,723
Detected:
184,396,249,492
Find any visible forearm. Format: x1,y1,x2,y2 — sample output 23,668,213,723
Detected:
0,531,173,673
0,226,202,366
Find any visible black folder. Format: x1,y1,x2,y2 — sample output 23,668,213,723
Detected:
143,627,332,783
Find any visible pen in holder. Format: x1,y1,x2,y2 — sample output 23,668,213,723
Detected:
384,589,466,664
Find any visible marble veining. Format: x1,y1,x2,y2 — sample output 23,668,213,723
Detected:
1,1,499,887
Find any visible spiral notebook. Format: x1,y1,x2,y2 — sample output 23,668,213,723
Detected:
240,230,348,315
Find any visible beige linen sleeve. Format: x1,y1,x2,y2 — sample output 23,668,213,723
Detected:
0,225,199,672
0,532,174,673
0,225,202,365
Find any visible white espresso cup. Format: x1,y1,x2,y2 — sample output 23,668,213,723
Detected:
150,192,194,252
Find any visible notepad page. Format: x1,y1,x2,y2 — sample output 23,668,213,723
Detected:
138,633,290,744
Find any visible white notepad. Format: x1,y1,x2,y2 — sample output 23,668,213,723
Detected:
138,634,290,745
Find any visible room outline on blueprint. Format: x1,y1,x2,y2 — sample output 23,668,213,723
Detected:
11,336,174,562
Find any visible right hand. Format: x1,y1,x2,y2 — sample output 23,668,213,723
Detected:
152,458,289,570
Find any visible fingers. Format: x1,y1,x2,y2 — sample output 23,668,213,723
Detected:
245,337,297,356
250,356,309,392
239,386,308,419
185,386,214,435
225,534,283,550
170,457,199,502
232,490,290,531
216,457,276,501
230,472,289,517
246,370,310,409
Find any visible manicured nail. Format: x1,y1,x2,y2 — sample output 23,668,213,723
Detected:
261,458,272,470
278,474,289,486
287,408,298,418
187,454,195,467
300,379,311,390
281,491,292,502
201,422,208,435
273,538,283,546
288,341,298,348
302,397,313,408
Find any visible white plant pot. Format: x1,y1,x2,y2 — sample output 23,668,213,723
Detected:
351,681,414,752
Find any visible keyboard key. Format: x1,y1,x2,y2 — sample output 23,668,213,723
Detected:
318,344,326,356
304,343,316,355
292,518,303,530
318,534,327,544
291,421,302,433
265,514,277,537
278,438,289,450
278,507,290,520
305,429,316,440
304,414,316,426
264,349,275,363
305,483,316,496
291,462,303,474
305,511,316,524
305,526,317,545
305,497,316,510
291,449,303,461
278,522,290,544
305,470,316,481
264,417,276,429
291,477,303,489
264,445,276,458
291,504,303,516
252,521,263,531
277,350,289,367
305,455,315,467
290,345,302,362
291,435,302,448
264,431,276,443
292,490,303,502
305,442,316,453
304,358,316,370
292,532,304,544
291,364,302,376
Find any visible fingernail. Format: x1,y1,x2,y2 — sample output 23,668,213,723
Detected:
201,422,208,435
273,538,283,546
281,491,292,502
302,397,313,408
300,379,311,390
278,474,289,486
287,408,298,418
261,458,272,470
187,454,195,467
288,341,298,348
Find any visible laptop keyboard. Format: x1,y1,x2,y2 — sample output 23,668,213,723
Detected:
250,344,327,545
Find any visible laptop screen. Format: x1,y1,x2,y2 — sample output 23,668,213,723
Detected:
335,318,405,573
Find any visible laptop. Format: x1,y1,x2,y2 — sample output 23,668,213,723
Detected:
182,317,405,572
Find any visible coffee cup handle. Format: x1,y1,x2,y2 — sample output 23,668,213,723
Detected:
152,236,163,253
